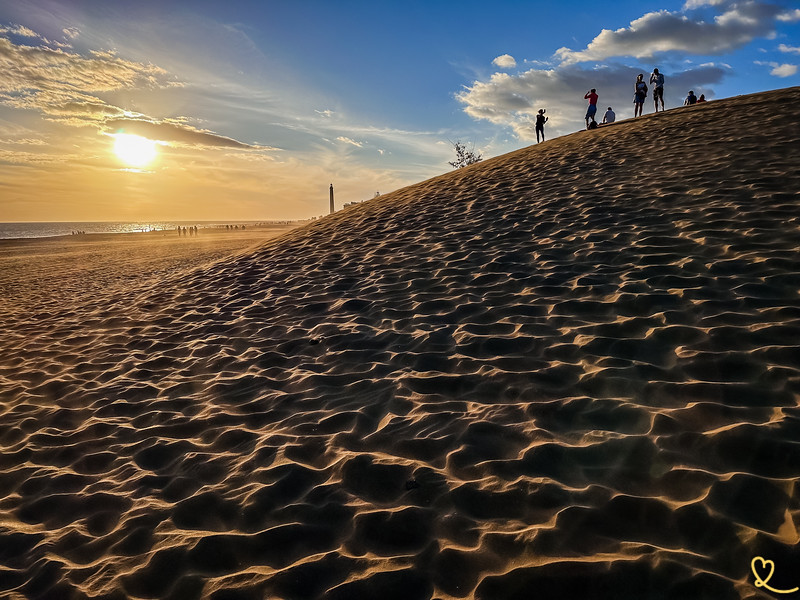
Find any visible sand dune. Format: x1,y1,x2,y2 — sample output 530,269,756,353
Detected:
1,87,800,599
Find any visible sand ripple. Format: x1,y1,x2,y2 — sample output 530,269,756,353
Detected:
1,87,800,599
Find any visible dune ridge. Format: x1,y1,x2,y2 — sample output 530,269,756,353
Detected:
1,87,800,599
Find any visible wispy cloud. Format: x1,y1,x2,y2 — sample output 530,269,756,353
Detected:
0,37,176,114
682,0,731,8
104,118,271,149
336,136,364,148
778,43,800,54
0,31,271,153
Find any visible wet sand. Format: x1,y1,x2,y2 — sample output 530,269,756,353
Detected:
1,87,799,599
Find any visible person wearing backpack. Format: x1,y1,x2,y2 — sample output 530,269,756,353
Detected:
634,74,648,118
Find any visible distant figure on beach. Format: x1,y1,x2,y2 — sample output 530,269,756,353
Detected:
584,89,598,129
587,118,598,130
684,90,697,105
602,106,615,124
650,68,665,112
634,74,648,117
697,94,706,103
535,109,548,143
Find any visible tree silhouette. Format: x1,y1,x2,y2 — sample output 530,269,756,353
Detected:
449,141,482,169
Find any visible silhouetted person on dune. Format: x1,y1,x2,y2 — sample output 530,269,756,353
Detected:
634,74,648,118
584,89,598,129
535,109,548,143
650,68,665,112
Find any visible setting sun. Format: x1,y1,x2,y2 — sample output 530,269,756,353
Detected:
113,134,157,168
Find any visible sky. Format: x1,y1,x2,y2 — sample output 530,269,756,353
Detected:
1,0,798,222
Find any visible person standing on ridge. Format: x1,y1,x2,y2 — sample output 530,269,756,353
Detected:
535,109,548,143
634,74,648,118
650,68,665,112
584,89,598,129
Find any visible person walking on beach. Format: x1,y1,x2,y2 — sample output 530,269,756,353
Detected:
535,109,548,143
634,74,648,117
650,68,665,112
602,106,616,124
584,89,598,129
684,90,697,105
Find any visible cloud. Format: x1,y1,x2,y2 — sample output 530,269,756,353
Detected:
104,119,269,149
682,0,731,8
336,136,364,148
755,60,798,76
492,54,517,69
777,8,800,22
457,63,727,140
556,3,782,65
0,31,265,152
0,24,40,38
778,43,800,54
0,37,175,104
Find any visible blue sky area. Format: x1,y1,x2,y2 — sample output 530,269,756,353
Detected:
1,0,798,220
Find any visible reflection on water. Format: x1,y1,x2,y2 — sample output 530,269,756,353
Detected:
0,221,273,240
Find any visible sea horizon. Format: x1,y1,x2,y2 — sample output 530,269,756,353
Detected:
0,220,299,240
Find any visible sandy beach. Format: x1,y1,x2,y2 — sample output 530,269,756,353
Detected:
1,86,800,599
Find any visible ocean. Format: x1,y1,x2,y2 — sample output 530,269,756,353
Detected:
0,221,279,240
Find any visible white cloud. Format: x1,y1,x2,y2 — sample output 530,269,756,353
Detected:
492,54,517,69
772,63,798,77
755,61,799,77
778,43,800,55
336,136,363,147
556,3,781,65
777,8,800,22
0,24,40,38
682,0,730,8
457,63,727,140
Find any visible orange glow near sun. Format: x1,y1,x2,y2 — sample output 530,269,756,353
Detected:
113,134,158,168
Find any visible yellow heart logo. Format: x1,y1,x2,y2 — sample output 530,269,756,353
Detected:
752,556,799,594
752,557,775,587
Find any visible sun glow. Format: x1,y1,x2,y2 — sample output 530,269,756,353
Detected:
113,134,158,168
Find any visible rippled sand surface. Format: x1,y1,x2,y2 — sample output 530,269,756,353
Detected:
1,87,799,600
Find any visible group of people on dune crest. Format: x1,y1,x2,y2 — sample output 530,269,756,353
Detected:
534,68,709,141
582,68,707,130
